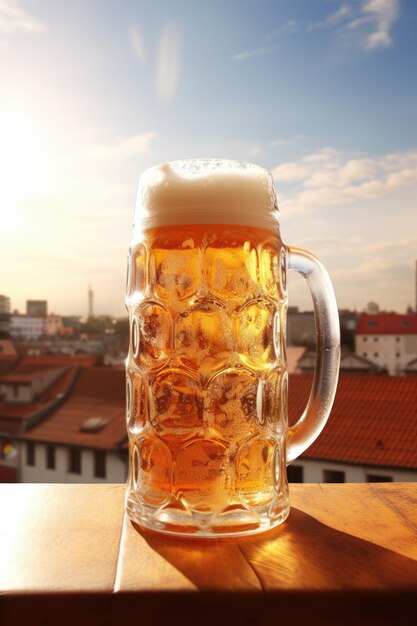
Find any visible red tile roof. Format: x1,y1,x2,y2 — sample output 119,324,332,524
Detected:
13,355,96,371
1,368,63,384
0,340,18,356
356,313,417,335
18,368,126,450
0,367,78,423
0,356,18,377
288,374,417,470
0,356,96,382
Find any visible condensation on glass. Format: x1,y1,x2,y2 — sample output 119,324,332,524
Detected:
125,159,340,537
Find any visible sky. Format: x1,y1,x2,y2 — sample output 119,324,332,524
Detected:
0,0,416,317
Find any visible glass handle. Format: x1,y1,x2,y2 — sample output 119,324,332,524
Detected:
286,246,341,464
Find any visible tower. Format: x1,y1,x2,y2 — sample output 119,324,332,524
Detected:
88,285,94,319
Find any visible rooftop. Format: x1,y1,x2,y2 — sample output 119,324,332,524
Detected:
356,312,417,335
0,355,18,377
0,367,78,430
289,374,417,470
18,368,126,450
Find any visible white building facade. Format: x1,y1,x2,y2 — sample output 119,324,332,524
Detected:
18,440,127,483
288,458,417,483
9,315,45,341
355,313,417,375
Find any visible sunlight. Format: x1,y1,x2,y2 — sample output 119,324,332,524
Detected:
0,110,47,229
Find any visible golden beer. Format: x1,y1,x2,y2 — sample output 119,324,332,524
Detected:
126,222,289,535
125,159,340,537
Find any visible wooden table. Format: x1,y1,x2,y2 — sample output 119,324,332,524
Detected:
0,483,416,625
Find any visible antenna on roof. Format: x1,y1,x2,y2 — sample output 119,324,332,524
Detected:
88,284,94,320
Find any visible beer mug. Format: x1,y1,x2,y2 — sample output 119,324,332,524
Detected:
125,159,340,537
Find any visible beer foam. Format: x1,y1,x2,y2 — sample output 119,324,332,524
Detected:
134,159,279,231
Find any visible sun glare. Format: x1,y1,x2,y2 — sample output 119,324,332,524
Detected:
0,110,47,229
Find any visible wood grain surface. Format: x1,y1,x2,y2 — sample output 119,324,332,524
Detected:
0,483,416,626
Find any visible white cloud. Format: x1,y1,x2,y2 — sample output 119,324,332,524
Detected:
272,162,309,182
272,148,417,214
89,132,157,160
129,23,145,65
0,0,46,34
307,0,399,50
157,23,181,101
307,4,353,32
233,46,274,61
361,0,399,49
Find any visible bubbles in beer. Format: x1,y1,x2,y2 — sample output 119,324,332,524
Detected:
150,236,202,301
130,243,147,298
126,223,289,533
237,436,276,506
174,438,230,513
150,369,203,439
136,302,171,369
126,370,147,435
135,436,172,506
260,239,280,300
264,369,286,434
176,299,233,372
236,300,278,369
205,368,260,443
205,237,258,299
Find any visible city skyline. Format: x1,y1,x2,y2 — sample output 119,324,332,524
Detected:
0,0,417,316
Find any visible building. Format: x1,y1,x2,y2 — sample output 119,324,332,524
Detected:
44,314,63,336
9,315,44,341
16,368,126,483
0,295,11,314
339,309,358,332
355,313,417,375
0,313,10,336
26,300,47,318
299,348,385,374
0,355,96,481
0,343,18,378
288,374,417,483
287,308,316,347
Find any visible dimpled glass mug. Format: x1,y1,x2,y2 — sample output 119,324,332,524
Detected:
125,159,340,537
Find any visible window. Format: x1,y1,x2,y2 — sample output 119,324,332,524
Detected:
94,450,106,479
287,465,304,483
363,352,368,357
26,442,35,466
13,384,19,398
368,320,376,328
396,337,400,342
323,469,345,483
374,337,378,342
363,337,368,342
401,319,409,327
68,448,81,474
396,352,401,358
46,444,56,470
367,474,393,482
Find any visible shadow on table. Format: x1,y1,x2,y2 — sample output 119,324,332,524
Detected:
131,507,417,592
